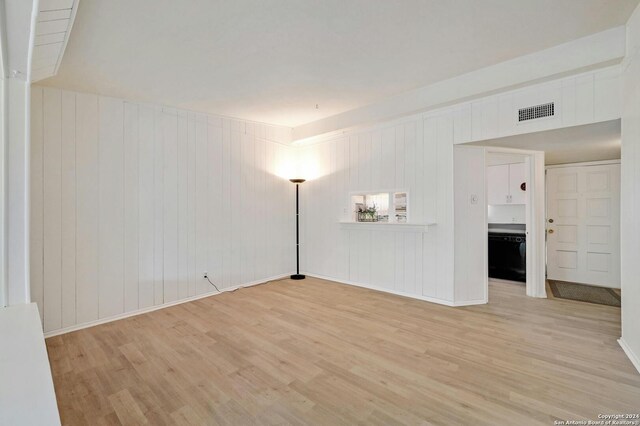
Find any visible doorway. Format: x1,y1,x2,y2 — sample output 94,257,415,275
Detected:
461,120,622,304
545,160,622,306
483,147,546,300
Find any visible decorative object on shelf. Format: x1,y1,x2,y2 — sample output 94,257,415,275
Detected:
350,191,409,223
357,204,378,222
289,178,306,280
394,192,407,223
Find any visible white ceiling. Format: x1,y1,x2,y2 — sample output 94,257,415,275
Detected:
40,0,639,127
32,0,79,83
470,120,621,165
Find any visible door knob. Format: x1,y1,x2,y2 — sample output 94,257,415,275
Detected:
548,229,554,234
548,218,554,223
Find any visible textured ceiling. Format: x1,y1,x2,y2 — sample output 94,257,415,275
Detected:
40,0,639,127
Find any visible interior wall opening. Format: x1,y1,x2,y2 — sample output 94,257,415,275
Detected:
466,119,622,307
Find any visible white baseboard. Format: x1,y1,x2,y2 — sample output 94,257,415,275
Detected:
618,338,640,375
304,273,487,307
44,273,292,338
452,298,488,307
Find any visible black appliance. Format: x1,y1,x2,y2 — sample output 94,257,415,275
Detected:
488,231,526,282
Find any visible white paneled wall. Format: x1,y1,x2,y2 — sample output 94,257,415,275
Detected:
620,3,640,372
457,65,622,145
30,87,295,334
297,65,623,307
299,113,468,304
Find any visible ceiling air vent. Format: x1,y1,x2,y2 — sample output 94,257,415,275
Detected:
518,102,554,122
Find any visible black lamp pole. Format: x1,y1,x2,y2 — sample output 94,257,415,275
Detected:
290,178,306,280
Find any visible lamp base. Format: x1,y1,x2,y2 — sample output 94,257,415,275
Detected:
290,274,306,280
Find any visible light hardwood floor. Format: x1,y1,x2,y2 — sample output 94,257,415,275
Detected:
46,277,640,425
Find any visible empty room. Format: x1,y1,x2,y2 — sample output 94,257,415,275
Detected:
2,1,640,425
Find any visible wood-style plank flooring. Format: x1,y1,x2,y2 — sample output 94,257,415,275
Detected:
46,277,640,425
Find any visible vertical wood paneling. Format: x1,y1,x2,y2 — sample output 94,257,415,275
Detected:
177,111,189,299
403,233,417,294
414,233,424,297
328,140,340,275
98,97,125,319
264,142,277,278
359,133,371,190
43,88,62,332
240,133,255,284
404,121,416,220
349,135,359,189
75,93,99,324
561,78,577,126
194,115,208,295
153,107,164,305
30,87,44,320
422,231,437,297
208,122,223,287
187,113,197,296
299,113,449,301
371,131,382,191
423,117,438,222
123,103,139,312
575,74,595,125
394,233,405,292
60,91,76,328
423,116,438,297
229,128,242,286
254,132,266,279
336,138,350,281
370,230,395,290
138,105,155,308
436,115,454,301
32,89,295,333
359,230,372,285
279,144,293,275
413,119,424,223
348,230,359,283
221,120,232,287
318,144,331,273
381,127,395,188
395,124,405,189
162,110,178,303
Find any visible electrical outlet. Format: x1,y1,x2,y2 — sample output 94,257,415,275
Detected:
203,271,208,279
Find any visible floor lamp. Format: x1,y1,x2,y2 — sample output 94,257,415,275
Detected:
290,178,306,280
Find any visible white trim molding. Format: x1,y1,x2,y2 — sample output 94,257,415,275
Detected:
545,159,621,169
618,338,640,375
43,273,292,338
305,273,487,307
339,221,435,233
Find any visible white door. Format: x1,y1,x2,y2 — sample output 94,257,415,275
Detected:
546,163,620,288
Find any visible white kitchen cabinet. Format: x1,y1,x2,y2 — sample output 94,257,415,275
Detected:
487,163,527,205
487,164,509,205
508,163,527,204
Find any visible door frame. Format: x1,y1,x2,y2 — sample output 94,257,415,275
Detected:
483,146,547,299
545,159,621,287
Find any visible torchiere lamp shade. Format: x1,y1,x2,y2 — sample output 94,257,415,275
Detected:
290,178,305,280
